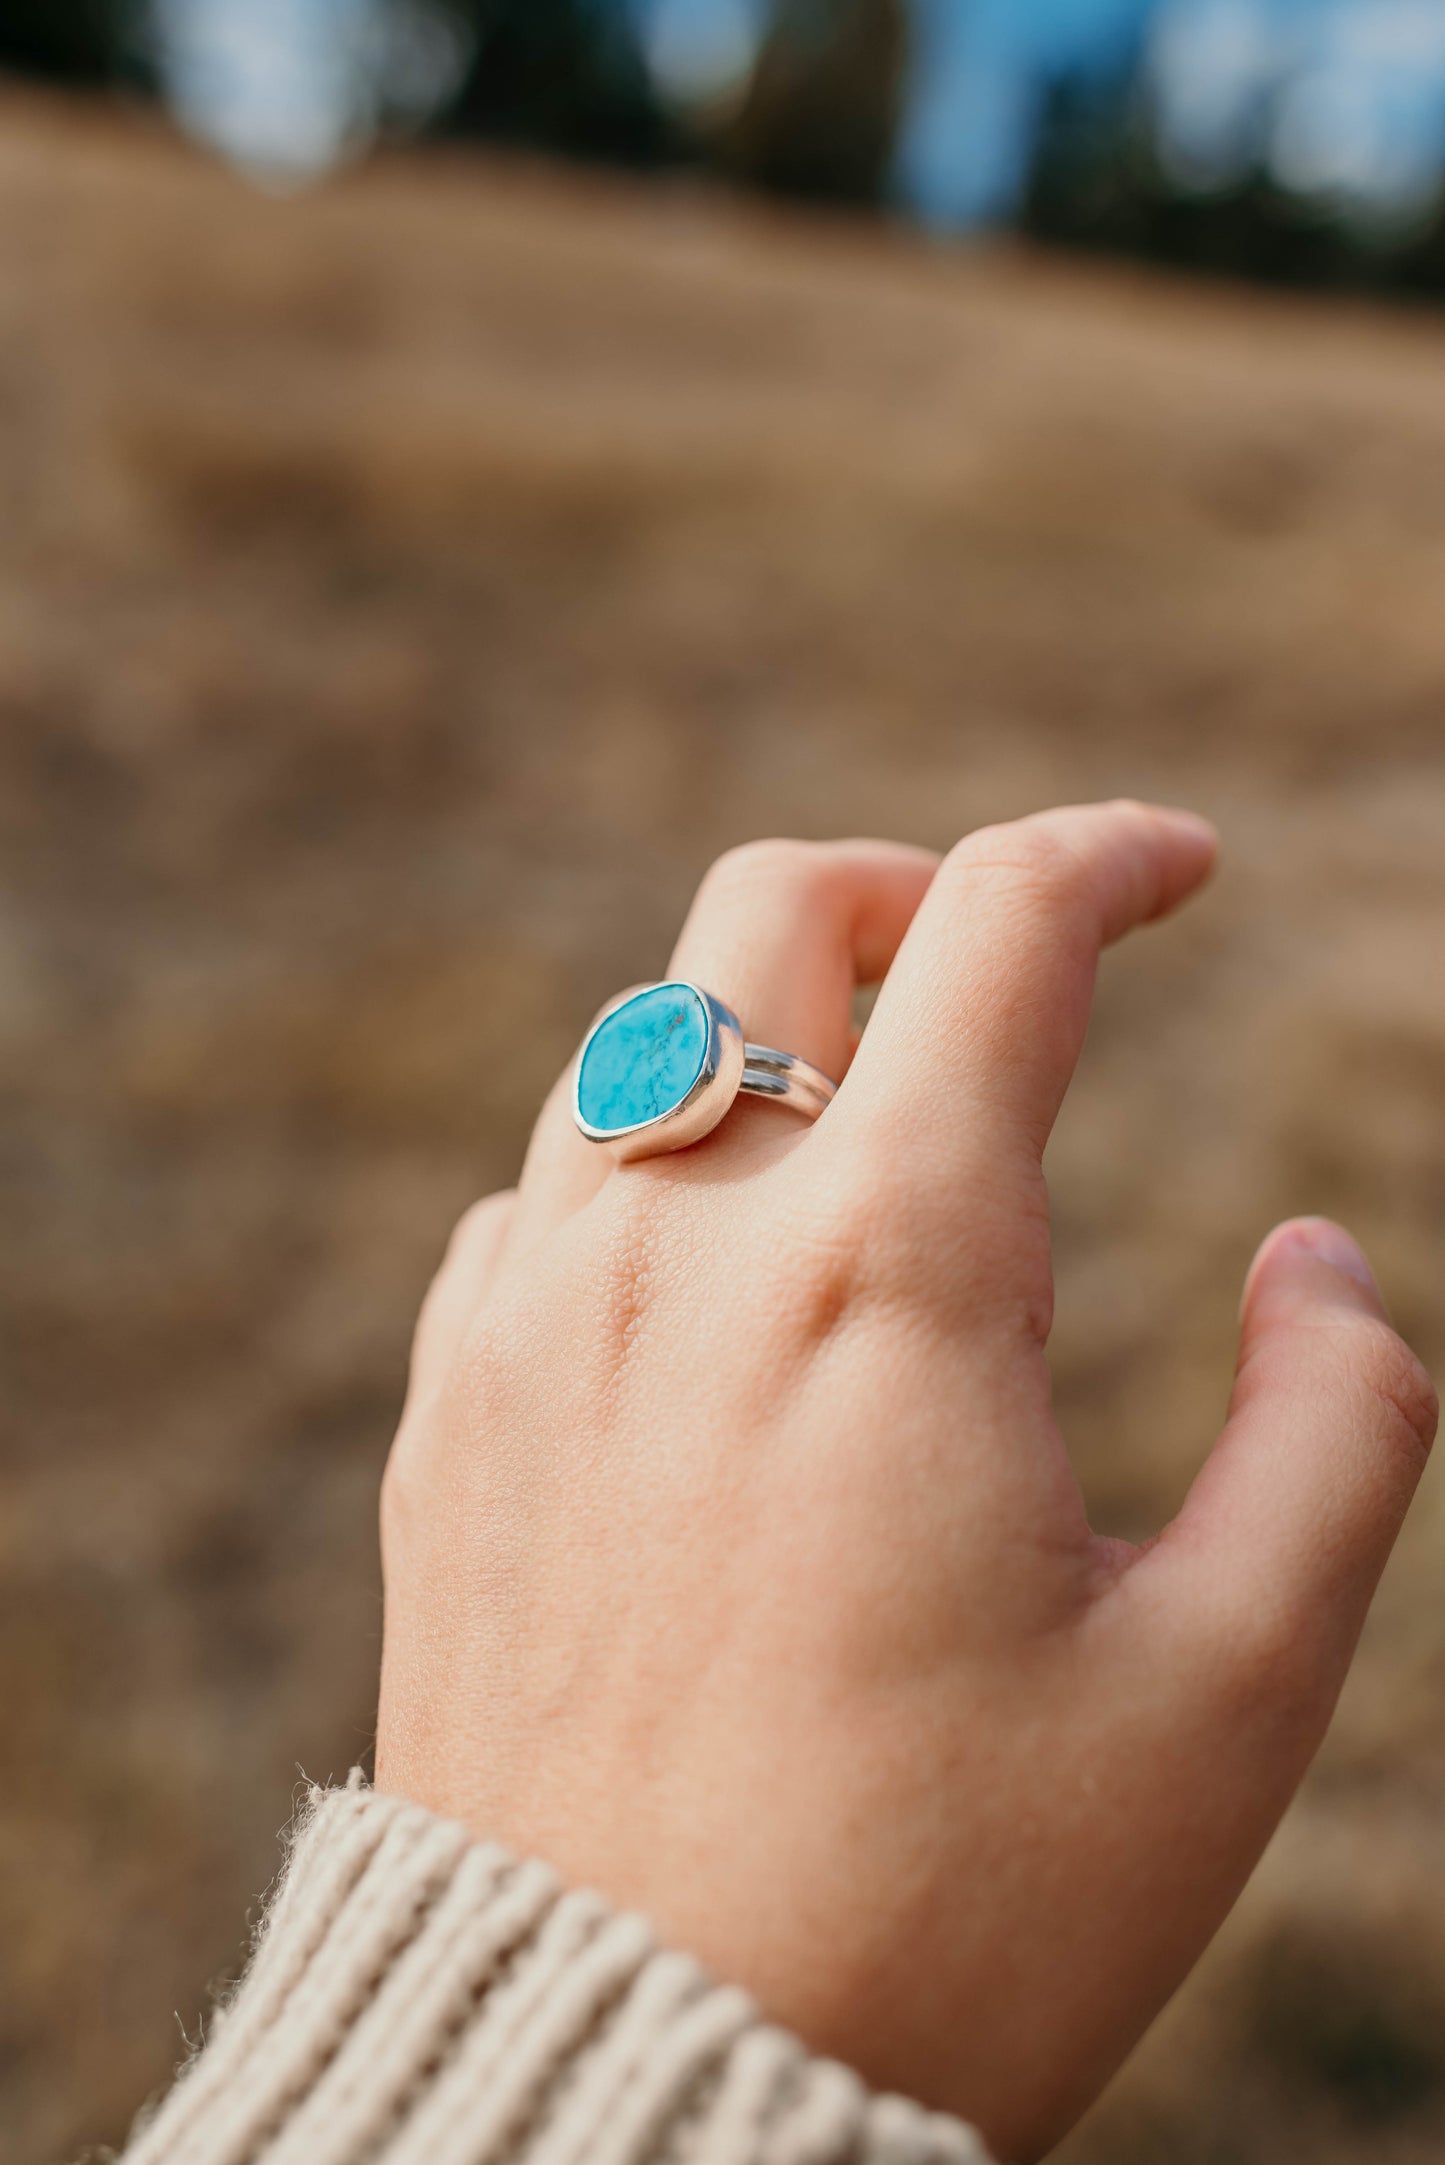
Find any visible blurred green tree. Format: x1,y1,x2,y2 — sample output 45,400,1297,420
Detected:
438,0,668,164
1021,61,1445,301
724,0,908,206
0,0,141,80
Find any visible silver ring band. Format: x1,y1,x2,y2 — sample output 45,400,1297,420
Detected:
740,1044,837,1120
573,982,838,1161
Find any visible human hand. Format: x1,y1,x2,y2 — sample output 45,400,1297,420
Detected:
376,804,1436,2161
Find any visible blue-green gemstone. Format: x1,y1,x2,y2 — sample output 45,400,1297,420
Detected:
577,984,708,1133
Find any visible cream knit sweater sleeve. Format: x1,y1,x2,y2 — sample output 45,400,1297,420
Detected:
121,1782,996,2165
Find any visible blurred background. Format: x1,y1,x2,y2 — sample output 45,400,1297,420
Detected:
3,4,1445,2161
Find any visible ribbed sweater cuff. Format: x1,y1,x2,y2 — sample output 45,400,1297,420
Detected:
122,1781,994,2165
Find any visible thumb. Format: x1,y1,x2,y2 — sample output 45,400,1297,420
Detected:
1156,1218,1436,1690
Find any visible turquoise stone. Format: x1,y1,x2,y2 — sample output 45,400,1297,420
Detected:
578,984,709,1133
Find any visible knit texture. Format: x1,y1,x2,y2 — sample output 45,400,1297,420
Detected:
122,1783,995,2165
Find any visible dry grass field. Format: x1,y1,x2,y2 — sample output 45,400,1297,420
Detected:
2,82,1445,2165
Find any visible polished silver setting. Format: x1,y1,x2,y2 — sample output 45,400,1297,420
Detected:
574,982,837,1162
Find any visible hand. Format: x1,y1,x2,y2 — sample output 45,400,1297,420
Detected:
376,804,1436,2161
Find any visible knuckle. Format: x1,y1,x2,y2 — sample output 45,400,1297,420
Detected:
824,1145,1054,1342
410,1191,513,1370
1339,1318,1439,1470
960,1244,1055,1347
407,1282,445,1373
700,836,830,909
781,1210,871,1346
437,1189,515,1285
997,1237,1056,1345
770,1162,911,1339
810,1157,904,1279
446,1190,510,1260
939,820,1087,926
588,1187,666,1380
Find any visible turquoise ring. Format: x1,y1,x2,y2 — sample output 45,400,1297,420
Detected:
573,982,837,1161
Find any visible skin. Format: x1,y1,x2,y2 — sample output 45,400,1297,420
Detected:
376,802,1438,2162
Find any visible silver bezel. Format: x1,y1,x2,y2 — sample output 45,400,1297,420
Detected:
573,982,746,1161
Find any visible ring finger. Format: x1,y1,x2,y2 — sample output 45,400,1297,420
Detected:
509,836,940,1238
